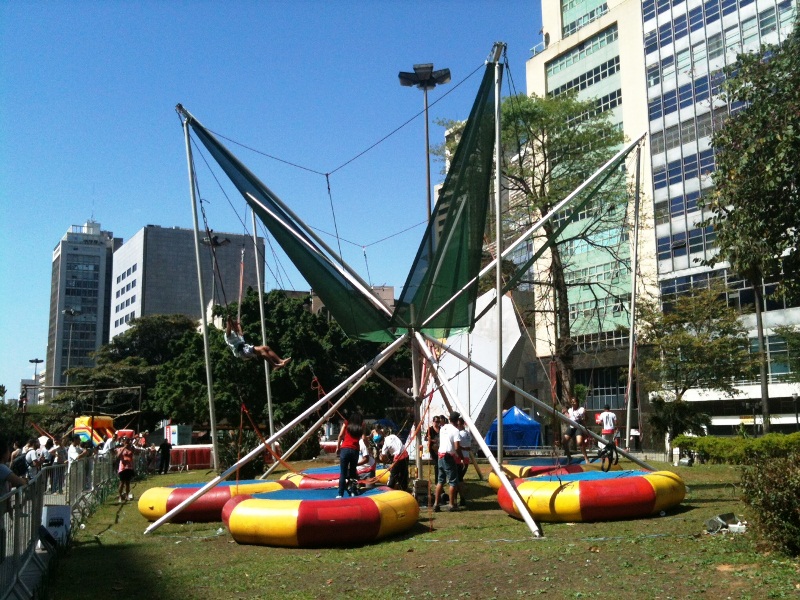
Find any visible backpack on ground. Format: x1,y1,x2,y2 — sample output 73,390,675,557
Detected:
11,454,28,477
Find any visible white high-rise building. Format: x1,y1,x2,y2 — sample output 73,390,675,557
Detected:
644,0,798,433
110,225,265,338
46,220,121,394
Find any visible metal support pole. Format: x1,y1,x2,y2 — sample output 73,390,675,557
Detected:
252,209,275,439
492,42,505,464
182,116,220,471
411,333,424,480
624,143,642,450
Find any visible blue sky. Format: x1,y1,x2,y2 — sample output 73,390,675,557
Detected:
0,1,543,398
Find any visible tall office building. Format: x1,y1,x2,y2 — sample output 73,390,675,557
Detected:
46,220,122,393
110,225,265,338
523,0,657,419
644,0,798,432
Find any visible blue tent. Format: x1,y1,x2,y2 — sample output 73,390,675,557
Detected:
484,406,542,449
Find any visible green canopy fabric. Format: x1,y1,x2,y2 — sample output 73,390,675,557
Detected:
186,118,397,343
392,63,498,338
182,62,499,343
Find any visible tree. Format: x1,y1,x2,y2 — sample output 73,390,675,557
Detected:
638,285,755,451
64,314,199,428
152,290,411,432
498,92,627,406
704,21,800,432
647,396,711,454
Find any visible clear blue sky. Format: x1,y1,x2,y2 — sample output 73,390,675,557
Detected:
0,1,543,398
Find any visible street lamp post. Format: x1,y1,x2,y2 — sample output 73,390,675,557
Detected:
29,358,43,405
399,63,451,222
62,308,80,387
747,400,761,437
399,62,451,486
793,392,799,432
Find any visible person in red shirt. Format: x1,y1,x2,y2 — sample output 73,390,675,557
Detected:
115,437,140,502
336,412,363,498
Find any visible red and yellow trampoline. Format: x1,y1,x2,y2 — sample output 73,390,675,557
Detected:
138,479,295,523
498,470,685,522
279,464,390,489
223,486,419,547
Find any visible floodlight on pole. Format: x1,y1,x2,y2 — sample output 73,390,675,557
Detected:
29,358,43,405
399,63,451,222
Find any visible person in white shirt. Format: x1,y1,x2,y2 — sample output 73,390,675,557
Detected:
358,431,376,480
24,439,42,480
433,412,462,513
562,397,590,463
224,318,290,369
598,404,618,468
599,405,618,443
379,432,408,490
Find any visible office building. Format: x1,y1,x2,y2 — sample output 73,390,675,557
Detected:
523,0,657,424
46,220,121,393
110,225,265,338
644,0,798,433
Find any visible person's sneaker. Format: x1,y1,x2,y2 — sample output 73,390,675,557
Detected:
446,505,459,512
433,504,441,512
335,495,342,499
128,493,134,500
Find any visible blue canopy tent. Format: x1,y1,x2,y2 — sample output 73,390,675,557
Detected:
485,406,542,449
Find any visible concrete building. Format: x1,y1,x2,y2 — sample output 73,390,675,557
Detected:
110,225,265,338
46,220,121,393
644,0,798,433
522,0,657,428
521,0,799,439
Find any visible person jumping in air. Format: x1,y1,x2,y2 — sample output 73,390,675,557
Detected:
224,318,291,369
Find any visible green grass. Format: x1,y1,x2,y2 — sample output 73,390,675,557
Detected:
45,461,800,599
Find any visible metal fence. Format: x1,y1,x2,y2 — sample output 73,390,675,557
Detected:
1,456,116,600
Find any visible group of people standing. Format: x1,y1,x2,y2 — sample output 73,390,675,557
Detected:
335,411,473,513
429,412,471,512
335,413,411,497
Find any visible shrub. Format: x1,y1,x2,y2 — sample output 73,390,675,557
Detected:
740,451,800,556
673,432,800,464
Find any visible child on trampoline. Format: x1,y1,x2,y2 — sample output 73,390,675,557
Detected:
224,318,290,369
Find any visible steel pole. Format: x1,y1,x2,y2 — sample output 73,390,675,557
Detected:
182,117,220,471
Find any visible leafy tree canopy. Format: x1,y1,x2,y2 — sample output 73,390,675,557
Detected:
705,21,800,288
638,285,755,402
153,290,410,432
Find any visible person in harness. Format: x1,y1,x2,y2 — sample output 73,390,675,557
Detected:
224,318,290,369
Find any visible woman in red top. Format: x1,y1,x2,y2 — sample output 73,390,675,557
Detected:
336,412,363,498
115,437,139,503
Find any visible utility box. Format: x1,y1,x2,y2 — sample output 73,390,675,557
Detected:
165,424,192,445
41,505,71,547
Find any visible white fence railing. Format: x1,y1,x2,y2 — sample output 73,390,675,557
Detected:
1,456,117,600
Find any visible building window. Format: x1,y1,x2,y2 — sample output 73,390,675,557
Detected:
674,14,688,41
692,40,707,67
647,64,661,87
708,33,724,59
680,118,697,146
689,6,704,31
759,6,777,36
724,24,741,55
655,201,670,225
652,130,665,154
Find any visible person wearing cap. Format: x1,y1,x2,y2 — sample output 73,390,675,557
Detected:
433,412,462,512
